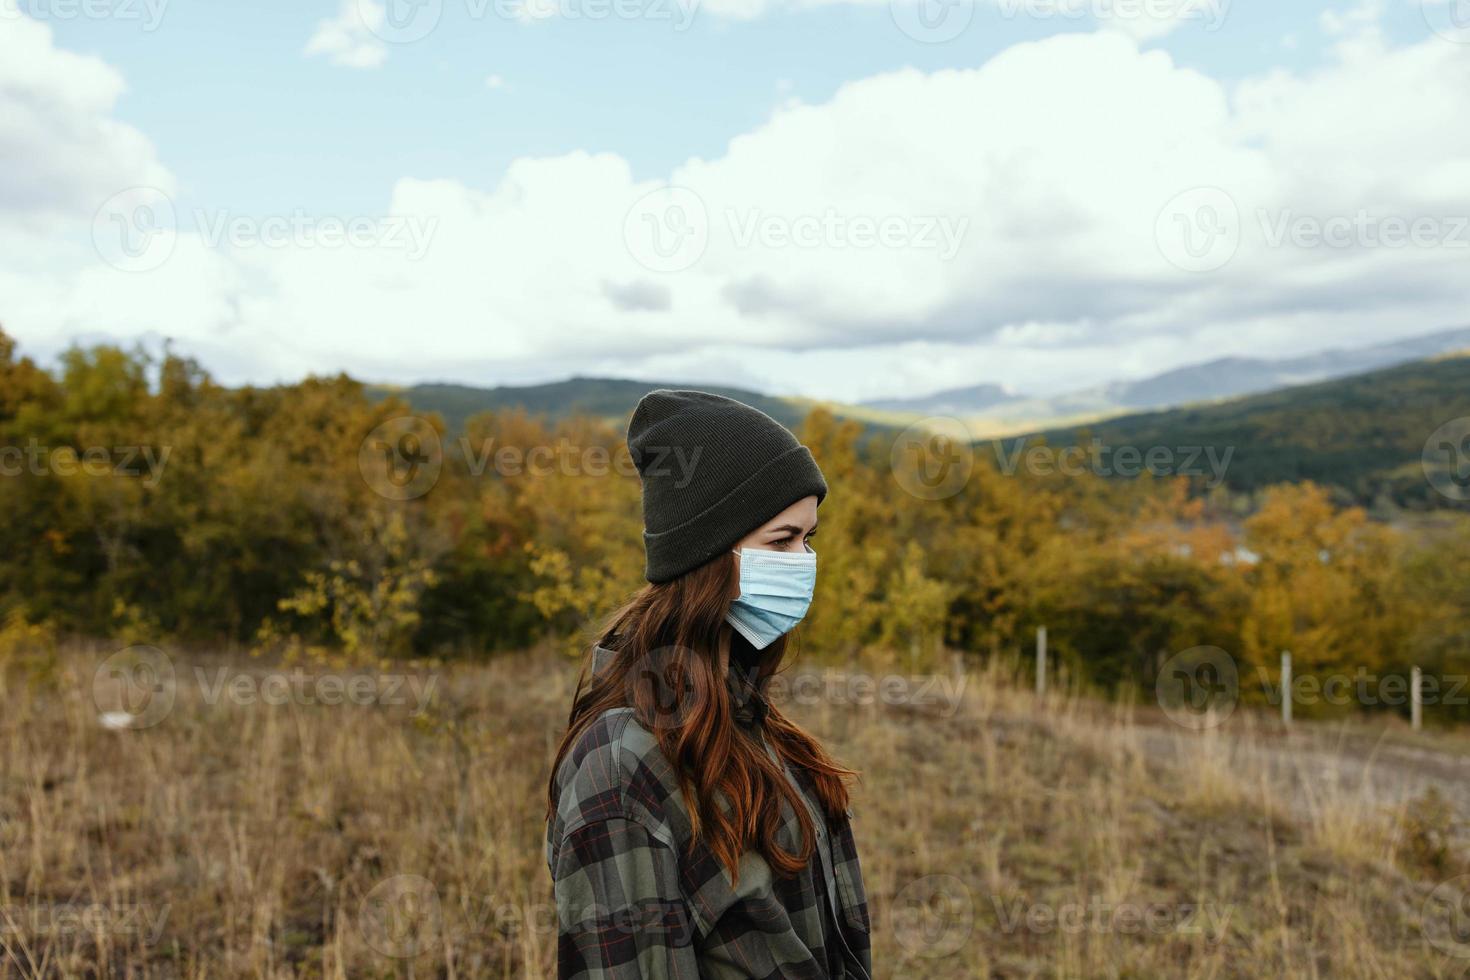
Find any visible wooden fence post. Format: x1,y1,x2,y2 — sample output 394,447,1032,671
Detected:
1281,651,1292,727
1411,666,1423,731
1036,626,1047,699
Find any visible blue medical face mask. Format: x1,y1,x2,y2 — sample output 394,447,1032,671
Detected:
724,545,817,650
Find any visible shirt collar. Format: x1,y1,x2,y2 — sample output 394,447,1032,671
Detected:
590,638,769,729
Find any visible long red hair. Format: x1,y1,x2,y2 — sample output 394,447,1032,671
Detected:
547,551,855,881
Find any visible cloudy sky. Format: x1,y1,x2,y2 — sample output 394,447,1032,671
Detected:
3,0,1469,401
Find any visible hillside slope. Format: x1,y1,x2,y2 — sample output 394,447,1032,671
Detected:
367,376,814,432
1019,352,1470,507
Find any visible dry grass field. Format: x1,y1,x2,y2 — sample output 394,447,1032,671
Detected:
4,641,1470,978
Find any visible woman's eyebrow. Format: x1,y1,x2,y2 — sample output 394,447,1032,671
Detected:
766,520,818,536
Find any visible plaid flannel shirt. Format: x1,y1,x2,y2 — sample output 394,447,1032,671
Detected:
546,643,872,979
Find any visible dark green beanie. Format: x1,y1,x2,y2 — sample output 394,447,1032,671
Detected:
627,389,828,583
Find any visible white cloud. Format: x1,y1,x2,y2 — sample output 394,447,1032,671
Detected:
0,2,171,221
304,0,389,70
7,6,1470,401
485,73,506,89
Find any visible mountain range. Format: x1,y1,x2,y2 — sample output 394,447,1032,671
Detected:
366,325,1470,508
1023,349,1470,510
365,377,819,434
855,326,1470,434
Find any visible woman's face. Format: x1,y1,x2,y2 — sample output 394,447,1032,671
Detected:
731,493,819,568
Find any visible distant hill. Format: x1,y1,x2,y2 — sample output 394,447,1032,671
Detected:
862,382,1015,415
869,326,1470,436
1014,352,1470,509
365,376,840,434
1094,325,1470,410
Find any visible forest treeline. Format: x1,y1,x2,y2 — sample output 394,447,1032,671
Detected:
3,329,1468,721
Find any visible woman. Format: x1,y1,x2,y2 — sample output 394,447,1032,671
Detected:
545,389,872,979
